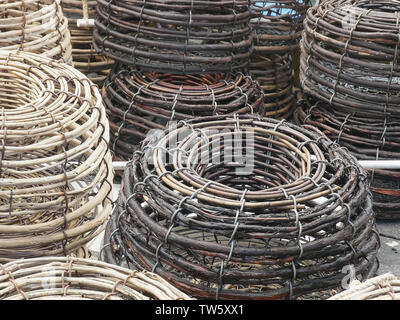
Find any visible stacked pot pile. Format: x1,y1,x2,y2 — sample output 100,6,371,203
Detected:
0,0,73,65
249,1,311,119
94,0,253,74
94,0,264,160
0,256,192,300
0,52,113,263
60,0,113,84
296,0,400,219
249,53,295,119
103,115,379,299
103,67,264,160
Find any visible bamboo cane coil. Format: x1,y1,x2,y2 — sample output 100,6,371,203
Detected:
0,256,192,300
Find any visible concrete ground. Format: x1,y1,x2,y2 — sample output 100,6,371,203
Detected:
376,220,400,278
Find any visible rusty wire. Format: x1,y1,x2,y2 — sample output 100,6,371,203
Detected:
93,0,253,74
295,98,400,220
103,65,264,160
0,256,192,300
102,114,379,300
249,53,295,119
0,51,113,263
0,0,73,65
250,0,311,54
60,0,114,84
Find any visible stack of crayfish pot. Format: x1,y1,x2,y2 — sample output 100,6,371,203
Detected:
103,115,379,299
93,0,265,160
295,0,400,219
60,0,114,85
103,70,264,160
249,1,312,119
0,257,191,300
0,52,113,262
0,0,73,65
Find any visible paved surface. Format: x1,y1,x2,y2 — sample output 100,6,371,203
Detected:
376,220,400,278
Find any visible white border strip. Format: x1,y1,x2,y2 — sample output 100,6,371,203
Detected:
111,160,400,171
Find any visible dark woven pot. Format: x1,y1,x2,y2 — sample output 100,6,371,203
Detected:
249,53,296,119
94,0,253,74
0,256,192,300
0,52,113,263
300,0,400,118
102,114,379,300
103,65,264,160
294,98,400,220
61,0,114,84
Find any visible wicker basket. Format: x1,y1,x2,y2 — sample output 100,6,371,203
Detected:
250,0,311,53
0,51,113,263
297,0,400,219
103,114,379,300
94,0,253,74
60,0,114,84
103,66,264,160
0,256,192,300
0,0,73,65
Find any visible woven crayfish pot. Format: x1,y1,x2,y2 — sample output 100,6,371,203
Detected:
329,273,400,300
0,0,73,65
249,53,295,119
0,52,113,263
60,0,114,84
103,65,264,160
295,98,400,220
102,114,379,300
297,0,400,219
250,0,311,54
300,0,400,119
0,256,192,300
94,0,253,74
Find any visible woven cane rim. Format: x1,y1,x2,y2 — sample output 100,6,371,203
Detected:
103,66,264,160
294,97,400,219
0,51,113,262
329,273,400,300
0,256,192,300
